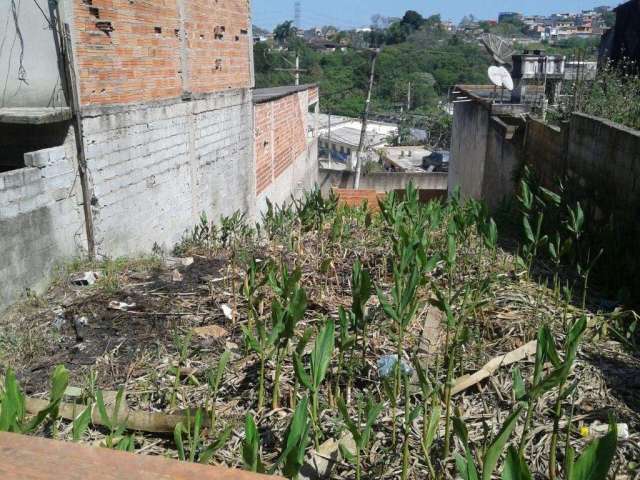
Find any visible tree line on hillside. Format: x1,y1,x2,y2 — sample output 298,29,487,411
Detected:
254,11,491,148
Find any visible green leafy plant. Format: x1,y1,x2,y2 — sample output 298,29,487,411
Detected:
96,387,135,451
337,395,383,480
267,263,308,409
350,258,373,362
170,331,192,409
174,408,231,463
274,396,311,479
414,357,441,478
72,403,93,442
243,413,264,473
453,406,524,480
207,349,230,429
336,306,356,397
0,365,69,436
293,318,335,447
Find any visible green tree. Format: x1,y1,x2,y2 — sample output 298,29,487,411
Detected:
274,21,296,45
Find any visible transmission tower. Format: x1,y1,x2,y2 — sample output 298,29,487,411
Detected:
294,1,302,30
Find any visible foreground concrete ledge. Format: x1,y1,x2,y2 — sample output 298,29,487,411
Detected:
0,107,72,125
0,432,281,480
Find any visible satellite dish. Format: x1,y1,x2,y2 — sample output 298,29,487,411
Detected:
498,66,514,91
488,66,503,87
481,33,515,68
488,66,514,91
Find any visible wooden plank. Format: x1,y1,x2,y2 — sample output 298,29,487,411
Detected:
0,432,280,480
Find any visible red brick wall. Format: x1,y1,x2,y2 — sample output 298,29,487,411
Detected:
185,0,251,95
73,0,251,106
255,88,316,195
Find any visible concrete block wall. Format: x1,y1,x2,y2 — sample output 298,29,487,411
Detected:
319,169,448,196
567,113,640,204
83,89,253,256
68,0,255,255
482,117,525,210
525,118,567,188
449,100,490,201
0,144,85,307
254,87,319,211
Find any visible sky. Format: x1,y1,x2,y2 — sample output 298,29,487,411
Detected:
252,0,621,30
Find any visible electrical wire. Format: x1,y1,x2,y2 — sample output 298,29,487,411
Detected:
11,0,27,85
31,0,54,29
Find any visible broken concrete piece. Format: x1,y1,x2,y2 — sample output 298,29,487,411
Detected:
300,438,340,480
73,316,89,341
52,307,66,330
181,257,194,267
108,301,136,311
71,271,101,286
338,431,357,459
220,304,233,320
172,269,184,282
63,386,83,398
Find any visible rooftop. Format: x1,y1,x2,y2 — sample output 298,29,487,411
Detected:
382,146,432,173
322,126,389,148
252,84,317,104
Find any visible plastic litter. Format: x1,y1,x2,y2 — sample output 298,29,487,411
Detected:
70,271,101,286
221,304,233,320
587,421,630,441
108,301,137,311
377,354,414,379
53,307,66,329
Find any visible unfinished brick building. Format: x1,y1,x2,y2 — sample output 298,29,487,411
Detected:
0,1,319,309
253,85,319,211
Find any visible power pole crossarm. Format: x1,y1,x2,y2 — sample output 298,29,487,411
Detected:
353,49,378,189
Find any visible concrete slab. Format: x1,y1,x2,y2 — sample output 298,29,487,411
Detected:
0,107,72,125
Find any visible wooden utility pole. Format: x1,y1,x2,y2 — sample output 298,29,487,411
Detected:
353,49,379,189
275,54,307,85
407,81,412,111
56,14,96,259
327,111,333,164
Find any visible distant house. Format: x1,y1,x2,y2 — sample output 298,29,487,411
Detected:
318,116,396,170
308,38,345,52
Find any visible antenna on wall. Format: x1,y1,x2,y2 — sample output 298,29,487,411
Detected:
481,33,515,69
294,1,302,30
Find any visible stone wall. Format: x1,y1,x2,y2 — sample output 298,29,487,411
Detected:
0,143,85,307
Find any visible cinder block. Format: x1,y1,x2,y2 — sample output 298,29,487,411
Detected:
24,150,50,169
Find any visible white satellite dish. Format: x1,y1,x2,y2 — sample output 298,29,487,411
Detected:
498,66,514,91
488,66,514,91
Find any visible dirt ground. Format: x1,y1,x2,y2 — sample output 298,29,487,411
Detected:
0,216,639,479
